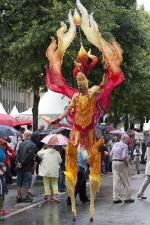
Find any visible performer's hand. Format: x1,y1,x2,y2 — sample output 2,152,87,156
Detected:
42,116,52,124
50,118,61,125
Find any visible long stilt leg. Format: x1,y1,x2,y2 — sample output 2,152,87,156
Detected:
89,179,99,222
88,139,103,222
64,142,78,221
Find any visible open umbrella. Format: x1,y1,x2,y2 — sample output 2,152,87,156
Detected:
0,114,19,127
16,119,33,126
109,130,125,135
0,125,18,137
41,134,69,146
105,126,116,132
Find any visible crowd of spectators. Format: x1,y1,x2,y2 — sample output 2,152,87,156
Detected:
0,124,149,218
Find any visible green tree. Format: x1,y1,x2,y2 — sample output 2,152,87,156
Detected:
1,0,149,131
107,3,150,129
0,0,74,130
0,0,118,129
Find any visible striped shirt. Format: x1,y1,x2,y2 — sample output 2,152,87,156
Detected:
110,141,128,160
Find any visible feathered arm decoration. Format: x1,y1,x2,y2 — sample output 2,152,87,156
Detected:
76,0,124,123
45,10,79,99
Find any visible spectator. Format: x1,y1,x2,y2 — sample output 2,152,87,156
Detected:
20,127,26,135
59,145,66,193
110,134,134,203
100,144,109,174
107,137,117,153
9,125,21,150
15,130,31,153
37,145,62,202
141,139,146,164
28,131,44,196
27,124,32,131
67,145,89,205
16,131,38,203
133,143,142,174
38,125,45,132
137,147,150,199
0,138,15,185
0,143,8,217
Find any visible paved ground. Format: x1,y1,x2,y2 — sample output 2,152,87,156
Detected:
1,164,150,225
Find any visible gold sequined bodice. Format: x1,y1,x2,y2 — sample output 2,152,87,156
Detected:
74,92,95,129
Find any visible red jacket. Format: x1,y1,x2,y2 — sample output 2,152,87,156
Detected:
0,138,16,168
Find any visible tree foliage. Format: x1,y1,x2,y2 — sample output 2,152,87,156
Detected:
0,0,150,130
107,3,150,129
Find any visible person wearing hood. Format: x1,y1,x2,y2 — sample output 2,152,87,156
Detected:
37,145,62,202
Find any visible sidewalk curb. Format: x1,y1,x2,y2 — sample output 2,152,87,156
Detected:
3,192,66,220
4,200,46,219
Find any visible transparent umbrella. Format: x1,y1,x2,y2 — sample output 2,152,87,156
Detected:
109,130,125,135
41,134,69,146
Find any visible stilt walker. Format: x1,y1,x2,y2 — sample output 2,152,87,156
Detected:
44,0,124,222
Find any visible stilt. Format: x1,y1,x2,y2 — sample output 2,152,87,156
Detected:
90,217,93,222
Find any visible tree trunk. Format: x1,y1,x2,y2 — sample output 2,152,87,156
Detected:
113,110,119,128
130,122,134,130
32,76,40,131
140,118,144,131
124,113,129,131
112,99,119,128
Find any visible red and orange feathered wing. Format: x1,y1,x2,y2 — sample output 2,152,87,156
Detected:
45,7,124,125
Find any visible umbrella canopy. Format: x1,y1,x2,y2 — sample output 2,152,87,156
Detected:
96,125,105,131
16,119,33,126
105,126,116,132
0,114,19,127
41,134,69,146
0,125,18,137
109,130,125,135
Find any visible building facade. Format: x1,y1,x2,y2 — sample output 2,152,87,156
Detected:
0,81,33,114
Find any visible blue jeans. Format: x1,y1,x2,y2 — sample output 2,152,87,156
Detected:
17,171,32,189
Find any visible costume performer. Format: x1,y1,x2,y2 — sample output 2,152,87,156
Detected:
44,0,124,222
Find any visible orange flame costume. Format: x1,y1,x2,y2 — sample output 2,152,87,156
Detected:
44,0,124,221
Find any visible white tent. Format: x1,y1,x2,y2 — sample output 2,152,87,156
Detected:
38,90,69,115
9,105,19,117
16,90,69,126
0,102,7,114
19,108,32,115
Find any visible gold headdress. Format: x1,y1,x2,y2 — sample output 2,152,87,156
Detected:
76,72,88,88
76,72,87,81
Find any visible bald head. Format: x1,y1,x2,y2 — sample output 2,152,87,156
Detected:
23,130,32,140
121,134,129,144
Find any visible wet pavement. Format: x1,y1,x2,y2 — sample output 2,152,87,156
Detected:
1,165,150,225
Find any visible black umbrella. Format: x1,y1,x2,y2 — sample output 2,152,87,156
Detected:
0,125,18,137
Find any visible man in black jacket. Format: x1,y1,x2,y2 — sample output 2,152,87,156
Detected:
16,131,39,203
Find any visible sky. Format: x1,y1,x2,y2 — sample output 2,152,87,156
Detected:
137,0,150,11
